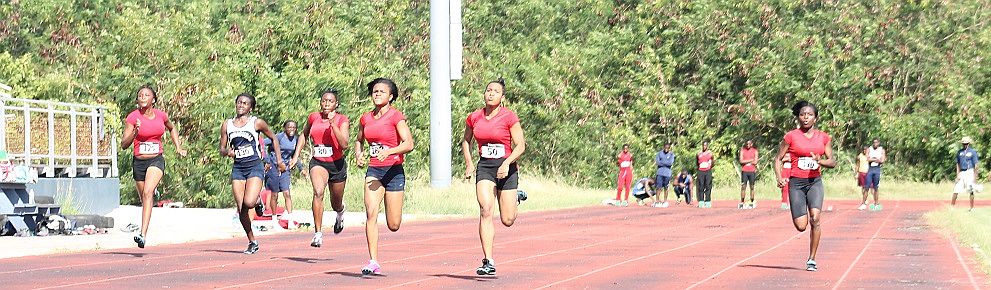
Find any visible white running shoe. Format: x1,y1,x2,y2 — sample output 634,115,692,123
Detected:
310,232,323,247
661,201,670,208
858,203,868,211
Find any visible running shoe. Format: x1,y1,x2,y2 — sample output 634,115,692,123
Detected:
476,258,496,275
751,200,757,209
869,204,878,211
661,201,669,208
738,202,745,209
517,189,528,204
698,202,704,208
334,206,345,234
781,203,790,210
875,204,883,211
244,240,259,254
362,260,382,275
620,200,629,207
254,201,265,217
806,259,818,272
311,232,323,247
706,201,712,208
857,203,868,211
133,234,146,248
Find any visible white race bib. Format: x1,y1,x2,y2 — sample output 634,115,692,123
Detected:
313,146,334,158
797,157,820,170
369,143,389,157
234,145,254,159
138,142,160,155
783,162,792,169
869,162,879,167
620,161,632,168
481,143,507,159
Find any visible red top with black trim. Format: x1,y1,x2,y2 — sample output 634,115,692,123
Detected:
360,108,406,167
466,107,519,160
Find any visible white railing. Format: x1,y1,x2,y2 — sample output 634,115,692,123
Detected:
0,83,118,178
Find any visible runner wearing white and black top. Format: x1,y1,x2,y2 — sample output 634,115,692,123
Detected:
219,93,285,254
865,139,886,211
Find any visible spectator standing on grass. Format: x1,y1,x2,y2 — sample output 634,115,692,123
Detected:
855,146,870,210
739,140,759,209
864,139,886,211
696,141,714,208
615,144,634,207
953,137,980,212
654,142,675,208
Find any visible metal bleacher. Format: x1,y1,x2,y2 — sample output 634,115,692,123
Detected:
1,82,119,233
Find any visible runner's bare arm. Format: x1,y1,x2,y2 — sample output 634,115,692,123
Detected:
774,140,788,187
121,120,137,150
257,118,286,172
818,139,837,168
330,118,351,151
164,118,187,157
354,123,366,167
503,122,526,165
219,121,231,157
461,125,475,178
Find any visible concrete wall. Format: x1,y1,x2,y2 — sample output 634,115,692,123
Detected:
28,178,120,215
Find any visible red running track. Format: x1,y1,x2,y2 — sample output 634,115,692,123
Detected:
0,200,985,289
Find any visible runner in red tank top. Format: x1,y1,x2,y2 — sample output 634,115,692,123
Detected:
461,78,527,275
299,89,351,247
120,85,187,249
738,140,759,209
354,78,414,276
615,144,634,206
773,101,836,272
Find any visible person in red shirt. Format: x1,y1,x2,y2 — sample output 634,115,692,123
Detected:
773,100,836,272
299,89,350,248
696,141,714,208
354,78,414,276
739,140,759,209
120,85,187,249
461,78,527,275
615,144,634,207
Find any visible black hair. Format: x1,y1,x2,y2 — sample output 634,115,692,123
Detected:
236,93,256,109
791,100,818,117
320,88,339,98
366,78,399,103
136,85,158,104
488,77,506,92
664,142,672,146
283,120,297,127
623,143,630,147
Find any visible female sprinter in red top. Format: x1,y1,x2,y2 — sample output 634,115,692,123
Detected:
355,78,414,275
615,144,634,206
773,100,836,272
461,78,527,275
299,89,350,247
219,93,286,254
121,85,187,248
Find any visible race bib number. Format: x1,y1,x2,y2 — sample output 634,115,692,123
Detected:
313,146,334,158
797,157,820,170
369,143,389,157
234,145,254,159
870,162,879,167
783,162,792,169
481,143,507,159
138,142,160,155
619,161,632,168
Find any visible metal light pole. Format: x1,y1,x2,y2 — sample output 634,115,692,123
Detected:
430,0,462,188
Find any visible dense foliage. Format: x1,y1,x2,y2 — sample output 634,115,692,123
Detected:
2,0,989,207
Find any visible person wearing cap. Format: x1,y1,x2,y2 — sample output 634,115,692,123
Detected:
954,136,980,211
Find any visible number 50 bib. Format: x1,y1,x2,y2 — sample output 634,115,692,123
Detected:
481,144,506,159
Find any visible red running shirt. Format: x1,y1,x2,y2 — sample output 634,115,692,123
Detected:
466,107,519,160
126,109,168,157
307,112,349,162
618,152,633,173
360,108,407,167
741,147,758,172
784,128,831,178
697,151,713,171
